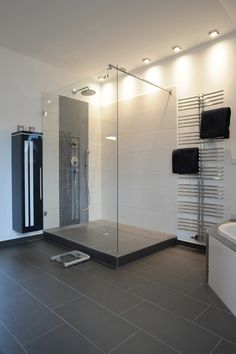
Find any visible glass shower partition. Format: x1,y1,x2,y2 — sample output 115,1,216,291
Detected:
42,71,119,262
42,66,177,266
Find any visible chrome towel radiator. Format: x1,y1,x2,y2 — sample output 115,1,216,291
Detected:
177,90,225,243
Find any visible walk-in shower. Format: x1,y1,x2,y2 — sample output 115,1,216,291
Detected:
42,66,177,266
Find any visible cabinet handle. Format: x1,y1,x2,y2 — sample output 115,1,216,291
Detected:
40,167,43,200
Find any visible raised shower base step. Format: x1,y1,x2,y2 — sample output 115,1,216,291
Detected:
44,231,177,267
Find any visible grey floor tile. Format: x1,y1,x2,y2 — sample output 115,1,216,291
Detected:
41,262,93,286
56,296,137,352
212,339,236,354
123,301,219,354
182,256,206,272
0,291,63,344
143,250,199,276
0,256,43,283
0,243,33,257
0,271,23,297
21,274,81,309
142,253,196,276
137,264,199,294
74,260,101,272
25,324,103,354
195,306,236,344
0,321,26,354
121,261,150,275
188,284,230,312
88,265,144,290
130,281,207,320
110,331,177,354
28,240,68,256
74,277,141,315
17,250,52,268
184,268,207,284
165,246,205,261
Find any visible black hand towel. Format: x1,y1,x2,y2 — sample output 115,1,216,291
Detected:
172,148,199,174
200,107,231,139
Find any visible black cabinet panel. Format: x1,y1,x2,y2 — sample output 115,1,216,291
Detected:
12,131,43,233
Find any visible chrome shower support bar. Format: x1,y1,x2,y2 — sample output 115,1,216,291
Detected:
108,64,172,94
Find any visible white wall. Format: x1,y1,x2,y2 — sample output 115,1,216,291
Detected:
102,31,236,241
101,89,177,235
0,45,75,241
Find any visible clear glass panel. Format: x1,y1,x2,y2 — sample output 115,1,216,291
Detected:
42,69,118,255
42,66,177,262
117,70,177,256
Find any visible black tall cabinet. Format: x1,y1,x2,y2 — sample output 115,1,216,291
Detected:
12,131,43,233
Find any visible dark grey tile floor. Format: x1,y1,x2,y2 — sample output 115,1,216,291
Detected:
0,240,236,354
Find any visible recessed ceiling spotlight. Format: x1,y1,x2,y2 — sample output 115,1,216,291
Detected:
47,100,52,104
142,57,151,65
209,29,220,38
98,74,109,81
172,45,182,53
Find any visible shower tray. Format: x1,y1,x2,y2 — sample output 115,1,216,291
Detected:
50,250,90,268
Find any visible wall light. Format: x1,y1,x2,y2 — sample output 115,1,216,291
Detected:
172,45,182,53
142,58,152,65
209,29,220,38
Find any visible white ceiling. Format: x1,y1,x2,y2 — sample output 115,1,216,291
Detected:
0,0,236,77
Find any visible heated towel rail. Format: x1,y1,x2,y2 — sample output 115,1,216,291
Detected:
177,90,225,242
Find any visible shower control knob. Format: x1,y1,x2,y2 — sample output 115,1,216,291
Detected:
71,156,79,167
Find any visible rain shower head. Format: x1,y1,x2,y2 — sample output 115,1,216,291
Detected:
72,86,96,96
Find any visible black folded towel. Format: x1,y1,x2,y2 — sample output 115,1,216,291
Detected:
200,107,231,139
172,148,199,174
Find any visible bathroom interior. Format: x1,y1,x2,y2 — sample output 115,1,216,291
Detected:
1,1,236,353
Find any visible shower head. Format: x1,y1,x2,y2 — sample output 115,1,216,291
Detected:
81,88,96,96
72,86,96,96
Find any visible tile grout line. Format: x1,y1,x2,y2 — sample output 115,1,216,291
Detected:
121,296,223,342
141,329,182,354
119,300,145,317
126,277,220,311
23,323,64,347
1,244,228,353
209,337,223,354
0,318,28,354
1,243,219,354
53,290,182,353
15,251,146,295
121,263,205,296
107,329,141,354
0,268,106,354
191,304,211,323
1,257,224,350
123,269,231,314
185,282,202,296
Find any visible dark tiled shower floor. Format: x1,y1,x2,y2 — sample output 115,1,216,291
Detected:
45,220,177,266
0,240,236,354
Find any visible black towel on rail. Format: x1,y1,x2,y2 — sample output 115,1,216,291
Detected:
200,107,231,139
172,148,199,174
